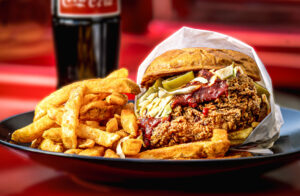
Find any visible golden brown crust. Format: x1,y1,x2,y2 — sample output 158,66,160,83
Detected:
141,48,260,87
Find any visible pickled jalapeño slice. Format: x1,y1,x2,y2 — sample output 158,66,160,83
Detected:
162,71,194,91
152,78,162,89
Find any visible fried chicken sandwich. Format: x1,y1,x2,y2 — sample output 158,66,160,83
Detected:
135,48,270,159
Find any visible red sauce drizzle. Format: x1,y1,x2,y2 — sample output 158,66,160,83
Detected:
203,107,209,116
139,116,171,148
171,70,228,108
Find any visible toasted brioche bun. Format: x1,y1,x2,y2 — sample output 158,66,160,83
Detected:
141,47,261,87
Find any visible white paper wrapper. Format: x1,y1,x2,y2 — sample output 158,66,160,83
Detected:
136,27,284,154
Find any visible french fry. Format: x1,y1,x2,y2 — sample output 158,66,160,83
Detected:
34,81,84,121
80,103,119,121
83,93,110,105
133,129,230,159
104,149,120,158
48,105,118,125
31,137,43,148
39,139,63,153
65,149,83,154
80,100,108,114
14,68,146,158
47,107,63,125
34,75,140,121
61,85,85,149
116,129,129,138
122,139,143,156
94,146,105,155
78,139,95,149
42,127,62,142
12,115,55,143
106,68,128,78
76,124,120,148
106,92,128,105
85,121,100,128
82,94,99,105
78,146,105,156
228,127,253,140
121,109,138,136
106,118,118,133
114,114,121,127
80,106,118,121
85,78,141,95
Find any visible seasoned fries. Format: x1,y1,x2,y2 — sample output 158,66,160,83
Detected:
39,139,63,153
106,68,128,78
79,146,105,156
78,139,95,149
116,130,129,138
33,68,128,121
48,104,119,124
106,118,118,133
34,76,140,121
65,149,83,154
122,139,143,156
106,92,128,105
12,69,143,158
121,109,138,137
104,149,120,158
61,85,85,149
42,128,62,142
12,115,55,143
76,123,120,148
31,137,43,148
79,105,119,121
82,93,110,105
80,100,108,114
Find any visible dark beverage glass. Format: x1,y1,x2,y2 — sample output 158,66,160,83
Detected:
51,0,120,88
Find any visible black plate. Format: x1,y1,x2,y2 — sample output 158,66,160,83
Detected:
0,107,299,183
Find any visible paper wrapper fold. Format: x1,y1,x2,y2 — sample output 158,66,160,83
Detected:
136,27,284,154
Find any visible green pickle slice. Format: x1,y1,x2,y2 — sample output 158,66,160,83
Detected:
152,78,162,89
162,71,194,91
254,82,270,98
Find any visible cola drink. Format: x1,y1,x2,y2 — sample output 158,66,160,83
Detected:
52,0,121,88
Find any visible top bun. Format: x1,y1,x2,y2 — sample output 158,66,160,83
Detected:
141,47,261,87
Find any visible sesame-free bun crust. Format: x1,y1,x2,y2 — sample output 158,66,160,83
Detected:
141,47,261,87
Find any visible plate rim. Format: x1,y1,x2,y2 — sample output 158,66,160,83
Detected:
0,108,300,164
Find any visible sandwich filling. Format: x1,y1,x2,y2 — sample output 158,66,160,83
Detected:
136,65,270,149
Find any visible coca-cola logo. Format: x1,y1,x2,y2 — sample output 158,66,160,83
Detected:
58,0,119,17
62,0,114,8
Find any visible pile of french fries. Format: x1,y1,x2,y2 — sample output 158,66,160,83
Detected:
12,69,145,158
